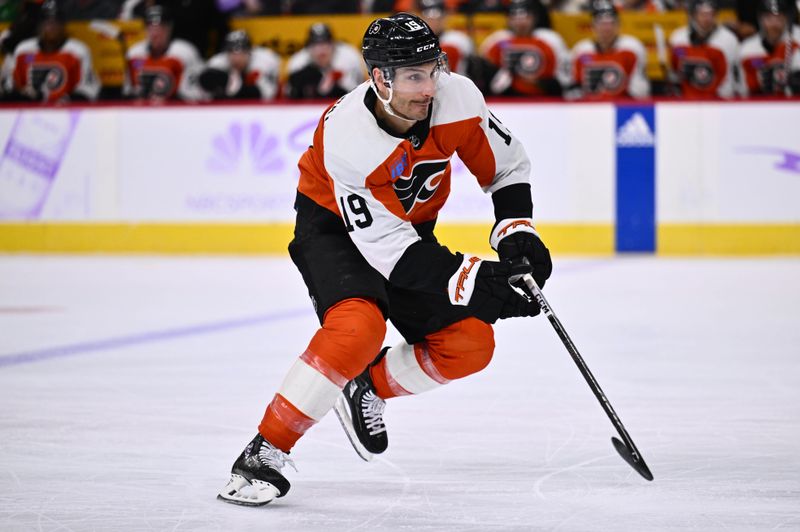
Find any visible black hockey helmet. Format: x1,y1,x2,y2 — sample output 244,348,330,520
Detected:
224,30,252,52
306,22,333,46
591,0,618,20
508,0,536,16
758,0,792,16
362,13,443,79
688,0,717,12
40,0,66,22
145,5,174,26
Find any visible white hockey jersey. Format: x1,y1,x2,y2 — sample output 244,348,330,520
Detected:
206,47,281,100
480,28,571,95
4,37,100,102
439,29,474,76
740,32,800,96
125,38,203,101
286,42,366,94
669,24,740,98
570,35,650,99
296,74,531,282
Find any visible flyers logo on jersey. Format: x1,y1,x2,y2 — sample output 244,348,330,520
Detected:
505,48,544,76
139,68,177,98
392,158,449,213
681,58,715,89
30,63,67,93
585,64,625,95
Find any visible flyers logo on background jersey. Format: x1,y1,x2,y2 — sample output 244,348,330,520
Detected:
584,64,626,94
757,60,788,93
138,68,176,97
505,48,544,76
393,159,449,213
29,63,67,93
681,58,715,89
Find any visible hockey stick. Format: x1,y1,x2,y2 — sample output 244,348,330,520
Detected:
521,273,654,481
88,20,129,58
783,30,793,97
653,23,679,96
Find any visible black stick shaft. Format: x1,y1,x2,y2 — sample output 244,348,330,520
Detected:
522,274,646,463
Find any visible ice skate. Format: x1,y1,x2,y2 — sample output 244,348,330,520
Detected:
217,434,295,507
334,367,388,461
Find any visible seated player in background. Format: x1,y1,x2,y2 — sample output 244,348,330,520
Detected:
740,0,800,96
198,30,280,101
616,0,668,12
2,0,99,103
417,0,475,76
217,12,552,507
568,0,650,100
285,22,365,99
124,5,203,103
668,0,741,98
479,0,570,97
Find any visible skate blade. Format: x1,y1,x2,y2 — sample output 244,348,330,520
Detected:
217,474,280,507
333,396,374,462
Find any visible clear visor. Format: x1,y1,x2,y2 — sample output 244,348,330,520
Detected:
386,53,450,95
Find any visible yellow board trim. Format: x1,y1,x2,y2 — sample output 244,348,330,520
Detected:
4,223,798,255
658,224,800,255
0,223,295,254
435,223,613,256
0,223,613,255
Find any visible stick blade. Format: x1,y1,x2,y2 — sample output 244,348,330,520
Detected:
611,437,654,481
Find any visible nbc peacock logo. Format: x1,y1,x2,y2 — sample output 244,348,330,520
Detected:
206,122,284,175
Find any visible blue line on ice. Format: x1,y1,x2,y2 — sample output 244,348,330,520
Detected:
0,307,312,368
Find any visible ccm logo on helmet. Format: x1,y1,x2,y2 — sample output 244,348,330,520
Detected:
416,43,435,52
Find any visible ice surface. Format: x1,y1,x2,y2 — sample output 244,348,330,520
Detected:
0,255,798,531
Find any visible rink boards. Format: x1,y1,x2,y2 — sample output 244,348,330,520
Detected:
0,100,797,255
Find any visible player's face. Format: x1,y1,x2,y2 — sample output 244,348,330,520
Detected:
147,23,172,52
760,12,787,42
229,50,250,71
309,42,334,69
389,61,439,120
593,16,619,46
39,19,65,44
692,6,716,35
509,12,535,36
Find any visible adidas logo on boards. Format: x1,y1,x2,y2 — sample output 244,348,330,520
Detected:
616,112,655,148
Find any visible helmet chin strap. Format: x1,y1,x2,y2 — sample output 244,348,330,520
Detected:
369,79,417,125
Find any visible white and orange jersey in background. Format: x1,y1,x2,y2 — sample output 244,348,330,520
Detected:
206,47,281,100
439,29,474,76
571,35,650,99
740,33,800,95
669,24,740,98
125,38,203,101
286,42,366,94
5,37,100,102
480,29,571,95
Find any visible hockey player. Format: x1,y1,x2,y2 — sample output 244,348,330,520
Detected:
740,0,800,96
217,12,552,507
668,0,741,99
124,5,203,102
418,0,474,76
479,0,570,97
2,0,99,103
285,22,366,99
569,0,650,100
198,30,281,101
